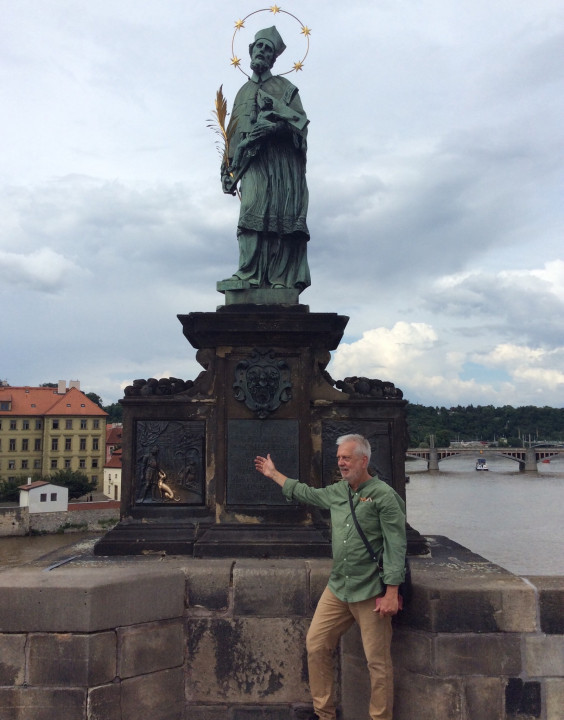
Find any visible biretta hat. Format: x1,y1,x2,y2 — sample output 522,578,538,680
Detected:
252,26,286,58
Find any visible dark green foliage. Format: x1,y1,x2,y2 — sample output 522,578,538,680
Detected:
0,477,24,502
102,402,123,423
48,470,97,499
407,404,564,446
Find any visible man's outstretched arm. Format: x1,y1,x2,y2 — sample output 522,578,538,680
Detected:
254,454,288,487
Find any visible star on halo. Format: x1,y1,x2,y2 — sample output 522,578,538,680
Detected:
270,5,281,14
230,56,241,68
300,26,311,37
293,61,304,71
234,19,245,30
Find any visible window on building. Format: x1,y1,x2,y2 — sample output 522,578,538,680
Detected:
21,460,28,469
79,459,86,469
80,419,87,429
51,438,58,451
92,459,98,468
22,439,29,451
10,420,17,430
23,420,30,430
65,438,72,451
50,459,58,469
92,438,99,451
50,493,57,501
34,438,41,451
35,420,42,430
0,401,10,411
8,476,16,482
52,419,59,429
92,475,98,485
64,459,71,469
34,459,41,470
40,494,47,502
9,439,16,451
8,460,15,470
65,419,73,430
79,438,87,451
93,419,100,429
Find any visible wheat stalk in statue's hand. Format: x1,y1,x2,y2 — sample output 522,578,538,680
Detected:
207,86,240,199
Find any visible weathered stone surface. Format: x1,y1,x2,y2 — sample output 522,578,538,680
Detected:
118,619,184,679
527,576,564,634
0,566,185,632
391,627,433,675
505,678,541,718
183,706,229,720
28,632,116,686
231,706,294,719
232,560,308,617
393,671,462,720
87,682,121,720
185,559,233,610
464,677,504,720
185,617,310,703
524,635,564,677
545,678,564,720
305,559,332,611
340,645,369,720
0,634,25,685
121,668,185,720
435,633,521,676
0,687,86,720
498,578,538,632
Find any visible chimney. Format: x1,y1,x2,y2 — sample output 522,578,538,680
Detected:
27,477,32,485
69,380,81,391
58,380,66,394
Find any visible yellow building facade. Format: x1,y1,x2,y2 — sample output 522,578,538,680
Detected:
0,382,107,488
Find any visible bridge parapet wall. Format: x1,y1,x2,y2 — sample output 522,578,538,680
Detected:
0,538,562,719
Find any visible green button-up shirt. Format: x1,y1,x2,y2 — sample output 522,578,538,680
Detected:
282,475,407,602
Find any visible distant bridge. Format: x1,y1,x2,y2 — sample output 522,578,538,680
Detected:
406,446,562,473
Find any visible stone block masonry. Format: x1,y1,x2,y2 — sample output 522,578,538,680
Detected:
0,537,562,720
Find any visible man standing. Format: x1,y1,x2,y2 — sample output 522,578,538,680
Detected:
254,434,406,720
219,26,311,292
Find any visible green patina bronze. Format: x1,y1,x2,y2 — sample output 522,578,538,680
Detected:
218,26,311,297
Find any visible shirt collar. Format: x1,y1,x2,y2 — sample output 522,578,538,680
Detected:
251,69,273,83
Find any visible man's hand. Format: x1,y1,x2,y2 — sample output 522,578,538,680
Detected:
254,454,287,487
374,586,402,616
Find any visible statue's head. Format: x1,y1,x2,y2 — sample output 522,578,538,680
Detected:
249,26,286,73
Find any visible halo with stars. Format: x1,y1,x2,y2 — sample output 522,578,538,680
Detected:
230,6,311,77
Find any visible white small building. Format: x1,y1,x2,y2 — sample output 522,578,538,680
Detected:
18,481,69,513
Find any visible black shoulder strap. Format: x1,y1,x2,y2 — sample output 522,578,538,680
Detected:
348,487,383,568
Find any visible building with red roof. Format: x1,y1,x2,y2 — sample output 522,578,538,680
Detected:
0,381,107,489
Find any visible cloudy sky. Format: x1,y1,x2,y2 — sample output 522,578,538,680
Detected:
1,0,563,407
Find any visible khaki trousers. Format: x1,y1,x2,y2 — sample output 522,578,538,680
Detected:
306,586,393,720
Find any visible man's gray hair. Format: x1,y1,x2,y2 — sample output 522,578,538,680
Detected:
336,434,371,462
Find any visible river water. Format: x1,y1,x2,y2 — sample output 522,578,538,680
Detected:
406,453,564,576
1,455,563,576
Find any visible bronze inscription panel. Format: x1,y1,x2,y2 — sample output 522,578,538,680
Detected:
227,419,299,505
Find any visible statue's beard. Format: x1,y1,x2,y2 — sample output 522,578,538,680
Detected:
250,56,272,75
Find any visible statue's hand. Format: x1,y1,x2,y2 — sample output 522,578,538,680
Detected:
222,172,237,195
248,118,277,141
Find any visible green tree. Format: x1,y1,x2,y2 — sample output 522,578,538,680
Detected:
49,470,97,499
86,392,103,408
103,402,123,423
0,477,23,502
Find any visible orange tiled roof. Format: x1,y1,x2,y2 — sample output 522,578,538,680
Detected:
105,453,122,469
18,481,50,491
106,425,123,444
0,386,107,417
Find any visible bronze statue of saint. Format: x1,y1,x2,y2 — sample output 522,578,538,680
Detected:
219,26,311,293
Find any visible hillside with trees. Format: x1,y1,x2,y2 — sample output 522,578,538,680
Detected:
407,404,564,448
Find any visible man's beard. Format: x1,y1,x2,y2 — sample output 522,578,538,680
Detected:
250,56,271,75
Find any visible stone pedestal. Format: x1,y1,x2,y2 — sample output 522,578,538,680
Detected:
95,305,422,557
